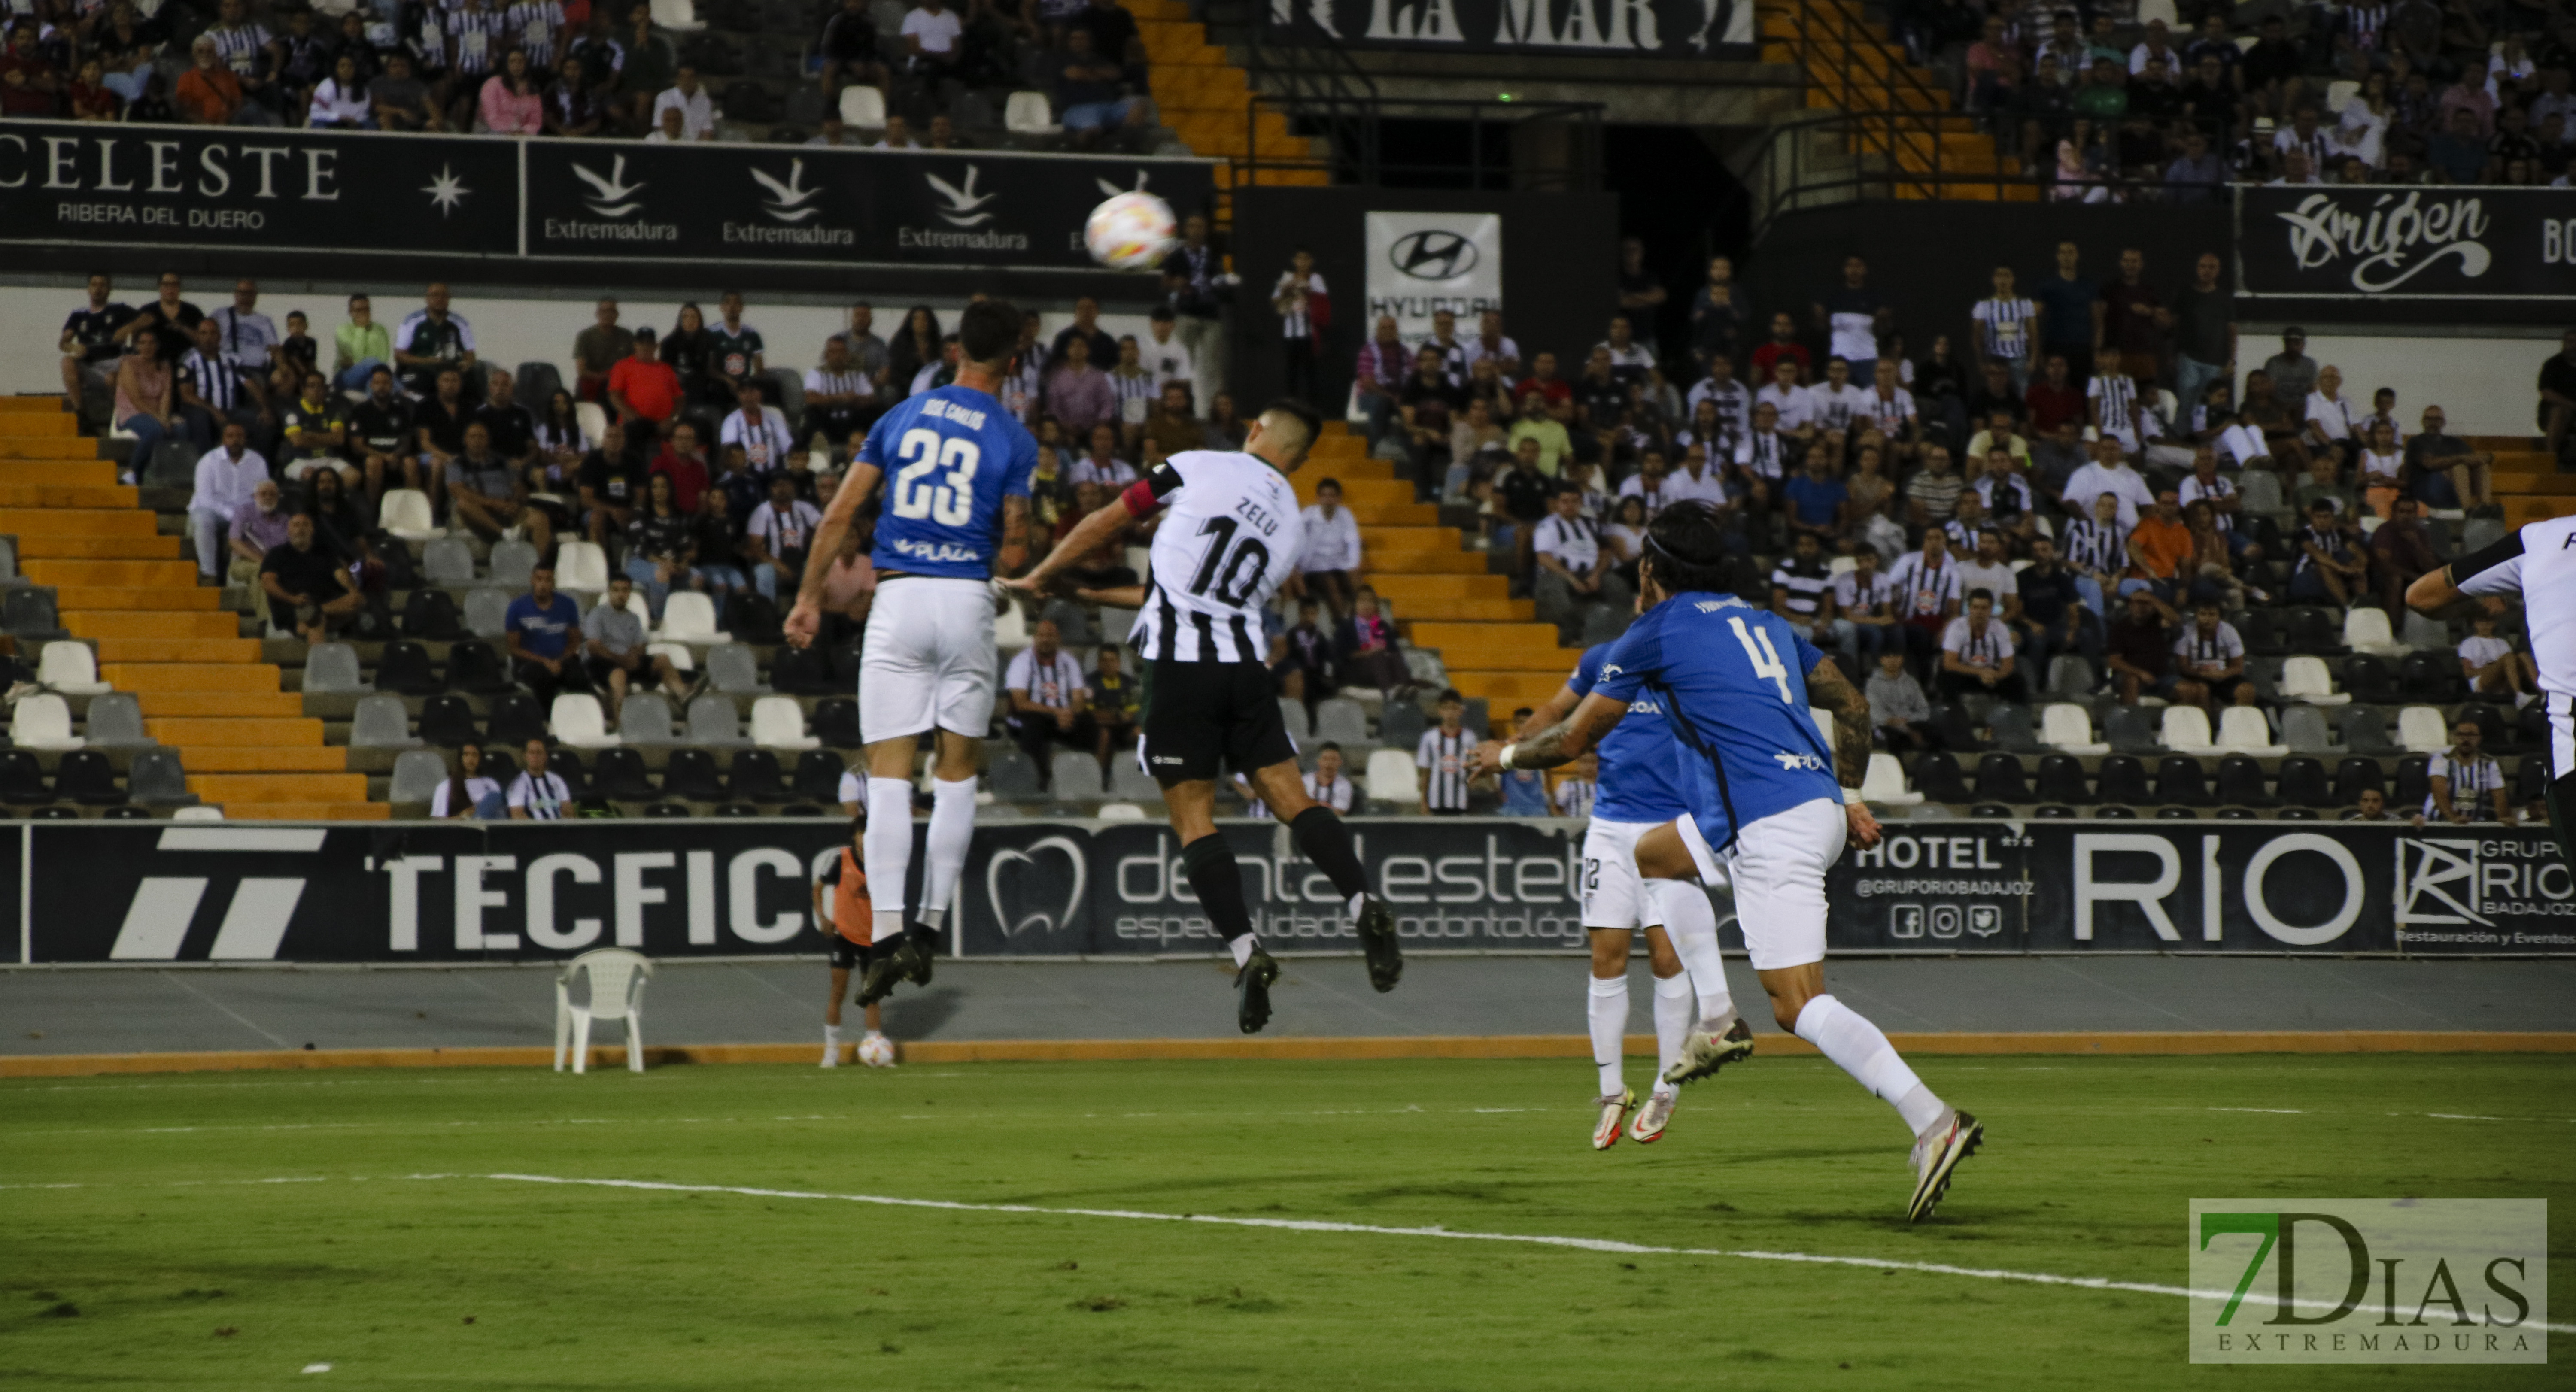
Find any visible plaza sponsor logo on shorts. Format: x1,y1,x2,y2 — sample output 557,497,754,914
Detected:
2393,834,2576,947
2190,1199,2546,1364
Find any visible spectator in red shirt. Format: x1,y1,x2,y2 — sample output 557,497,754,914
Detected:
0,21,61,117
649,420,711,513
1514,351,1573,408
607,328,681,431
173,36,245,125
1749,312,1811,386
2024,352,2087,435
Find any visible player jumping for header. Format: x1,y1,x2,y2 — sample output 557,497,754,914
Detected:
1477,501,1983,1220
1006,399,1402,1032
787,299,1036,1005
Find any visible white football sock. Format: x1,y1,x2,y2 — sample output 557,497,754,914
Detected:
823,1023,841,1045
1650,881,1737,1030
1587,975,1628,1096
1228,934,1257,969
914,776,978,933
1792,994,1947,1136
863,777,914,941
1649,973,1693,1097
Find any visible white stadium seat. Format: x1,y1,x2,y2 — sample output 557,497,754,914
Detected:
1860,752,1922,806
2278,655,2351,706
379,489,443,543
2159,705,2220,755
750,696,820,751
1365,749,1421,807
2039,703,2108,755
839,84,887,128
2342,607,2407,658
554,541,612,595
10,694,83,750
2215,706,2287,757
2396,705,2449,753
37,642,108,696
551,693,622,749
656,591,730,645
1005,90,1061,136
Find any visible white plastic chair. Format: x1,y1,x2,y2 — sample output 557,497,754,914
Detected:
2160,705,2219,755
2342,607,2407,658
555,540,612,595
380,488,443,543
1096,802,1148,821
1860,751,1923,806
2215,705,2287,757
1004,90,1061,136
646,641,696,673
2038,703,2108,755
750,695,820,751
551,692,623,749
648,0,704,32
2396,705,2449,754
656,591,730,645
575,401,609,445
554,948,654,1074
172,805,224,821
2278,655,2351,706
2135,0,2177,26
838,84,887,127
1365,748,1421,807
37,642,108,696
992,605,1030,652
10,694,82,750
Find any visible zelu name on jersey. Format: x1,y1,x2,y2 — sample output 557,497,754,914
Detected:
1230,494,1286,540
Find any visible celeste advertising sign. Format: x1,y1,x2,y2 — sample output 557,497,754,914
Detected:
2235,186,2576,302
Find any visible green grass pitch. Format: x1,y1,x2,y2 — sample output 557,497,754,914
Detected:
4,1054,2569,1389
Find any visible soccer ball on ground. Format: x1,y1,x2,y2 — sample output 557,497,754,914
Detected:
857,1034,897,1068
1084,191,1177,270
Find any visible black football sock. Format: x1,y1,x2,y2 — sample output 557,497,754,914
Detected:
1288,805,1370,904
1180,833,1259,964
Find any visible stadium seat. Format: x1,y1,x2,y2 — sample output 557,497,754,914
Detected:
838,82,886,127
1579,607,1629,647
661,747,725,800
462,588,513,640
1313,698,1369,748
1973,753,2031,802
727,749,787,800
647,0,705,31
3,588,61,642
37,642,108,695
2237,467,2284,514
750,696,820,751
2460,703,2512,751
545,749,589,798
488,540,539,591
2516,757,2551,804
126,748,192,806
486,694,548,748
2343,607,2406,657
418,695,480,746
2275,755,2333,806
616,693,678,745
1379,701,1427,749
1004,89,1061,136
2035,754,2093,804
658,591,729,645
1050,751,1100,795
1930,704,1987,752
1987,704,2040,754
1276,697,1312,739
986,744,1042,799
2278,655,2351,705
767,645,835,695
2395,706,2448,753
100,803,151,819
553,948,653,1075
2394,754,2432,808
687,694,750,748
644,802,691,818
82,694,150,748
27,805,75,819
588,747,653,800
2338,704,2396,755
2330,757,2384,804
2277,806,2320,821
810,699,860,747
0,749,49,803
351,693,423,748
2033,804,2077,818
993,605,1030,652
1859,752,1921,806
2238,608,2290,657
2215,755,2276,807
2095,755,2152,804
1365,749,1422,808
714,802,761,817
1108,755,1161,803
705,643,768,695
10,694,82,750
552,693,621,749
1912,751,1971,802
1097,803,1149,821
379,492,440,546
2154,756,2212,806
2280,704,2333,754
2289,607,2345,656
303,642,369,694
2342,654,2404,705
554,541,611,594
2151,804,2194,819
2159,705,2220,755
2038,704,2108,755
1099,607,1137,643
422,536,475,586
378,640,447,695
2399,610,2451,652
2400,652,2461,703
2458,517,2506,554
2215,706,2287,757
2102,704,2160,755
56,749,122,804
1461,697,1490,735
1969,803,2014,819
791,750,846,804
389,749,448,803
2046,655,2095,700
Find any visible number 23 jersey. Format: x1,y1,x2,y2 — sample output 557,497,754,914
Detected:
1124,450,1306,664
857,384,1039,578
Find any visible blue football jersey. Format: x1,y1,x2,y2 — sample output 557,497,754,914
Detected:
1567,641,1687,825
856,385,1038,579
1594,591,1840,849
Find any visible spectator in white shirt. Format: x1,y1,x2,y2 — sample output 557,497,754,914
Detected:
307,53,373,127
1937,588,2025,701
1531,485,1628,643
506,738,572,819
1598,315,1655,381
1809,356,1871,438
2457,612,2538,706
745,473,823,604
718,381,794,473
1664,443,1731,508
650,64,714,140
1829,544,1898,669
2176,446,2240,531
1298,477,1362,616
1068,424,1137,488
1303,742,1357,813
2060,437,2156,531
1004,619,1092,791
189,420,267,582
1733,400,1793,499
1142,306,1196,399
2087,369,2150,453
209,279,279,373
1756,356,1817,440
1615,450,1673,513
899,0,963,76
2303,364,2361,470
1459,310,1520,379
1553,751,1599,819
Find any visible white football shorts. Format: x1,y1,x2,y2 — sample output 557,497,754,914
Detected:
1578,818,1657,930
859,576,999,743
1677,796,1844,971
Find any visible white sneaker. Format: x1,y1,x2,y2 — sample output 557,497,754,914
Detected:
1629,1089,1676,1144
1590,1088,1634,1151
1905,1108,1984,1222
819,1041,841,1068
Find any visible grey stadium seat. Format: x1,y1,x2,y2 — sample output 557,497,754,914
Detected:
82,693,152,747
1276,697,1312,738
1379,701,1427,749
618,692,678,745
302,642,370,693
706,643,769,694
985,743,1042,798
463,588,512,640
1050,751,1101,795
389,748,449,802
1109,754,1162,802
2280,704,2334,754
486,539,540,591
421,536,475,586
1312,697,1369,748
350,693,423,748
687,694,750,748
126,747,195,805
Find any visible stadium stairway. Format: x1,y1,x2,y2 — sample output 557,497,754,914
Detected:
2473,437,2576,528
1756,0,2024,202
0,399,378,821
1133,0,1330,223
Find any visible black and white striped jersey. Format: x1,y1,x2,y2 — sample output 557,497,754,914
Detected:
1415,727,1479,812
2454,516,2576,774
1121,449,1306,664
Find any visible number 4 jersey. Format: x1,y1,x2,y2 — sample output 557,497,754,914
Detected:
857,385,1039,578
1122,450,1306,664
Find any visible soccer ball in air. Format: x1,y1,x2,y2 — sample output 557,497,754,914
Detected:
1084,191,1177,270
857,1034,897,1068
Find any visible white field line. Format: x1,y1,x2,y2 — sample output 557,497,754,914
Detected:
418,1171,2576,1334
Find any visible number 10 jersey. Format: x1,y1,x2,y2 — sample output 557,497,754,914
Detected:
857,385,1038,578
1124,450,1306,664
